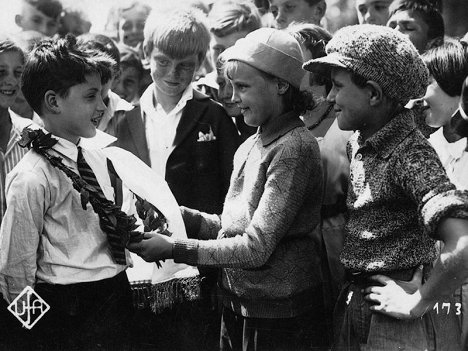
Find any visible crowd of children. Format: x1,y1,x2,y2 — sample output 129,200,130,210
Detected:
0,0,468,350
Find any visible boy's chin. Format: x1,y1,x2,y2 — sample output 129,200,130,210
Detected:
82,128,97,139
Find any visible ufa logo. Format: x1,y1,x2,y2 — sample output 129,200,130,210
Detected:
7,286,50,329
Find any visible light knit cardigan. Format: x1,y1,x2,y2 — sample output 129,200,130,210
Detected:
174,112,324,318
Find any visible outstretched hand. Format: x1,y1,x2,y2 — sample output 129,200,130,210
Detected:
362,266,432,320
127,232,174,262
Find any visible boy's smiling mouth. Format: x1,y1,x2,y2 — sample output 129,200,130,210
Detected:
0,89,16,96
91,113,104,127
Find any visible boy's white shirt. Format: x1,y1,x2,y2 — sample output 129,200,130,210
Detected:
429,127,468,190
140,83,193,176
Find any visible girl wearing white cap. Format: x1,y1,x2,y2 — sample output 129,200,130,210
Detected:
128,28,328,350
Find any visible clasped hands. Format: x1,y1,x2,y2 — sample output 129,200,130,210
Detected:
127,231,175,262
362,265,433,320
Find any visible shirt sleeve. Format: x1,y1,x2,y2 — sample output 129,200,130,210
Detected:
394,142,468,239
173,136,321,268
0,169,46,303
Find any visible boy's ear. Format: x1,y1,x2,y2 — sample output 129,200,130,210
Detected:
277,79,289,95
15,14,23,27
44,90,60,114
366,81,384,106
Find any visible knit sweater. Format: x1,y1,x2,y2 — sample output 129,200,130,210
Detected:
174,112,323,318
342,108,468,272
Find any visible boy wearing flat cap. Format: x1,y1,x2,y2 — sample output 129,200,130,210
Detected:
304,24,468,350
129,27,329,350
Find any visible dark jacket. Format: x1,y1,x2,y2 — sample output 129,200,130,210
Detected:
114,88,241,215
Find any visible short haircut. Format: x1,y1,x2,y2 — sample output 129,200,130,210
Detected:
77,33,120,79
422,38,468,97
389,0,444,43
209,0,262,38
118,44,143,78
21,34,114,115
0,36,26,63
22,0,63,19
143,7,210,64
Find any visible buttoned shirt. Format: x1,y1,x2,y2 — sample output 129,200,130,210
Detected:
0,134,126,302
0,110,36,224
140,83,193,177
429,127,468,190
342,109,468,272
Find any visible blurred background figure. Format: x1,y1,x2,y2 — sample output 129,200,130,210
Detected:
14,0,63,38
57,2,92,37
114,44,144,105
355,0,394,25
386,0,444,54
195,0,261,140
105,1,151,49
10,30,45,122
269,0,327,28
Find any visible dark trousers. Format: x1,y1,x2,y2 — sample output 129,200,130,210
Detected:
18,271,134,351
220,304,329,351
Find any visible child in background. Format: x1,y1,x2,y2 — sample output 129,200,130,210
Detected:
195,0,262,101
386,0,444,54
57,3,92,37
114,44,144,105
77,33,134,137
10,30,46,122
105,1,152,50
269,0,327,29
15,0,63,38
0,37,35,226
355,0,394,25
304,24,468,350
129,27,328,351
0,35,133,350
195,0,261,140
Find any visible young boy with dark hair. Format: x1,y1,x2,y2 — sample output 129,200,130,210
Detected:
304,24,468,350
114,44,144,104
387,0,444,53
15,0,63,38
0,35,133,350
355,0,394,25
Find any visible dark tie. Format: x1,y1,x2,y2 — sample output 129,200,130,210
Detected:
77,146,127,264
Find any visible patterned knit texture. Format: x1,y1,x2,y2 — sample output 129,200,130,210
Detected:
342,108,468,272
174,119,323,318
304,24,429,105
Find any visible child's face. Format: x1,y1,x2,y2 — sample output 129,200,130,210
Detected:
423,76,459,128
270,0,323,29
229,62,283,127
113,65,141,103
210,31,249,69
0,51,23,110
216,72,241,117
17,3,60,37
355,0,393,25
387,10,429,53
118,7,148,48
53,73,106,144
327,68,371,132
149,48,199,100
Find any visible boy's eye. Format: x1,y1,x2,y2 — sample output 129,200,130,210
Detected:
180,63,195,70
374,4,388,12
358,5,367,15
157,59,169,66
284,4,296,12
14,70,23,78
